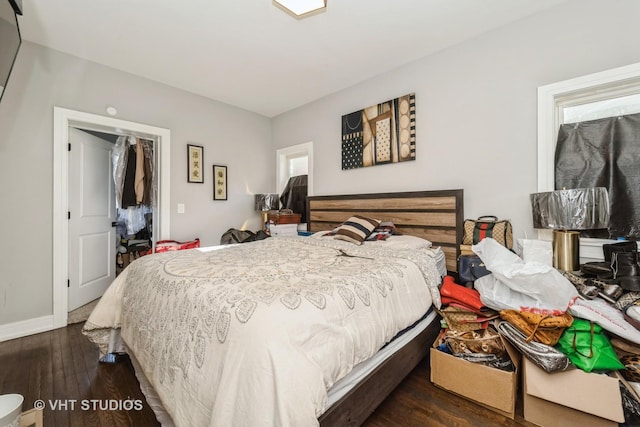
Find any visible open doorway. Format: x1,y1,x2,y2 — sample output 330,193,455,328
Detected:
276,142,313,229
53,107,171,328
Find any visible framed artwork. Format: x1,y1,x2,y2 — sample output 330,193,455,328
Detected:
213,165,227,200
187,144,204,183
341,93,415,170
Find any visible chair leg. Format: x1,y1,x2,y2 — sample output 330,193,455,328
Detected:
19,408,43,427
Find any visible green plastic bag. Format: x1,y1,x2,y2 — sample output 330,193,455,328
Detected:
555,318,624,373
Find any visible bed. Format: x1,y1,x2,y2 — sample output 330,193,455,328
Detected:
83,189,464,427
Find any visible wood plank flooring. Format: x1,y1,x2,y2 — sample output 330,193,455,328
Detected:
0,323,535,426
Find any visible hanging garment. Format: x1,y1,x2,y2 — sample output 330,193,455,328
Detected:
113,136,130,209
135,139,145,204
142,140,154,206
118,205,153,236
121,145,137,209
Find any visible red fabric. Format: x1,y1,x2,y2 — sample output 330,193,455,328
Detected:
440,276,483,309
155,238,200,253
439,275,493,316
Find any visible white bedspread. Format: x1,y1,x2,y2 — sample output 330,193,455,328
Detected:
83,236,441,427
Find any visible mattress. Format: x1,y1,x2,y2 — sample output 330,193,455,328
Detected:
84,236,443,426
326,307,438,407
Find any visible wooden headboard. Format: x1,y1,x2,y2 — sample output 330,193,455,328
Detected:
307,189,464,273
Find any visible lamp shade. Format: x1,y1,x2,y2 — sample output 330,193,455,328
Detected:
530,187,610,230
254,193,279,211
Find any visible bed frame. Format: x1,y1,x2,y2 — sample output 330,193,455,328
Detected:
308,189,464,426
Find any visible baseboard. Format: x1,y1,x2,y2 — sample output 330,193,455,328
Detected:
0,315,55,342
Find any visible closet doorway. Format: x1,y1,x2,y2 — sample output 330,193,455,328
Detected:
53,107,171,329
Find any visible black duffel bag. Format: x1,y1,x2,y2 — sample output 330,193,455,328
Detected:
458,254,491,286
220,228,269,245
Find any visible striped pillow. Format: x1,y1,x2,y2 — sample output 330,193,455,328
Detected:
334,216,380,245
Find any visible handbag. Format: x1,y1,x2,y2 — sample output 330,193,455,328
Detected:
457,254,491,284
555,318,625,373
497,321,572,373
462,215,513,249
499,309,573,346
438,306,498,332
155,238,201,253
439,276,494,316
443,327,505,356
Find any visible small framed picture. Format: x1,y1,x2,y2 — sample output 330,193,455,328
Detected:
187,144,204,183
213,165,227,200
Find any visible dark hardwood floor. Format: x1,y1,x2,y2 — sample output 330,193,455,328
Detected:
0,323,535,426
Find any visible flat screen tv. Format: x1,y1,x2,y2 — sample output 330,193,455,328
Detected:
0,0,21,102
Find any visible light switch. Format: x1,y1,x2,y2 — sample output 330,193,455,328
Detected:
177,203,185,214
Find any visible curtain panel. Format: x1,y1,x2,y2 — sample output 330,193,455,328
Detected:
555,112,640,239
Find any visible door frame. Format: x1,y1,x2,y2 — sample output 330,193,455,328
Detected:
53,107,171,328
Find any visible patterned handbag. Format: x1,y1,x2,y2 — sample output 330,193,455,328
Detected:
499,309,573,346
462,215,513,249
443,327,505,355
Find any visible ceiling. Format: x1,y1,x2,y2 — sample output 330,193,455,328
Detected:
18,0,570,118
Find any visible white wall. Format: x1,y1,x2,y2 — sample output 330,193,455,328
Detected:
0,42,273,325
272,0,640,244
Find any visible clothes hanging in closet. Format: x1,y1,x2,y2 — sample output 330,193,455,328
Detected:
114,136,155,210
113,136,156,236
121,145,138,208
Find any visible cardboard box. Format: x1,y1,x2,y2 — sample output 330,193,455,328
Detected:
522,357,624,427
430,333,520,419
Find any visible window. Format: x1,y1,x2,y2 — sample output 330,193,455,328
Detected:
288,154,308,178
276,142,313,196
538,62,640,259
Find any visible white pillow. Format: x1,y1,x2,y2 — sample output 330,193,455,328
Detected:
366,235,432,250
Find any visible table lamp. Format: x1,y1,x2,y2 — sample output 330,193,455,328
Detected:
254,193,279,231
530,187,610,271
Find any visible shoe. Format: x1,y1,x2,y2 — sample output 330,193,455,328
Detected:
563,272,600,299
620,276,640,292
603,241,638,263
612,251,640,279
616,292,640,311
600,282,624,300
581,261,613,279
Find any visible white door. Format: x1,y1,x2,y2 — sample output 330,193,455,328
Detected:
68,127,116,311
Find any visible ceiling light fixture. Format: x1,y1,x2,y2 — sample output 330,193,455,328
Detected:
273,0,326,18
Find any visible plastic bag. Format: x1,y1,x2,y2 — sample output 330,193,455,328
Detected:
518,239,553,266
473,238,578,314
569,297,640,345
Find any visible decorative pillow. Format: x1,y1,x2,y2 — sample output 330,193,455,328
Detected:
365,221,397,241
333,216,380,245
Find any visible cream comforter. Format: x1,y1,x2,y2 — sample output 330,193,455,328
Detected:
83,236,441,427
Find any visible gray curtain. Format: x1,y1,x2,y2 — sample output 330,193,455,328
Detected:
555,112,640,239
280,175,308,222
